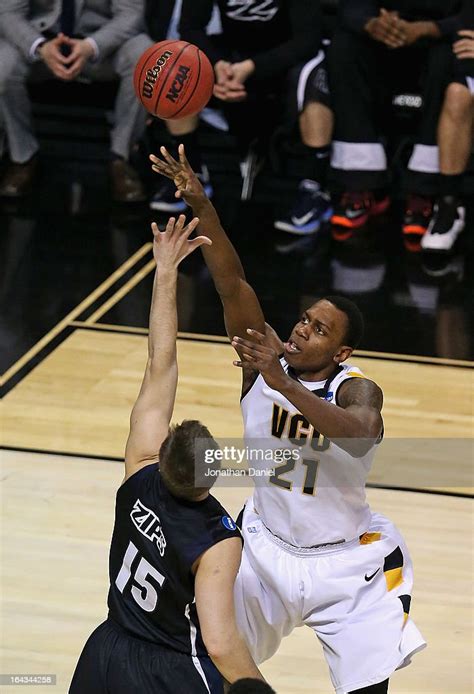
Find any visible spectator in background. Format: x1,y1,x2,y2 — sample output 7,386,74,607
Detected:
151,0,334,238
329,0,463,246
422,4,473,255
0,0,153,202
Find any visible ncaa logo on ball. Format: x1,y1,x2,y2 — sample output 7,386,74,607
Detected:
221,516,237,531
166,65,191,104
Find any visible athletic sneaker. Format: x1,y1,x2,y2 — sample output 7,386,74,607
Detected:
274,179,332,235
421,200,465,253
402,194,433,251
331,191,390,234
150,166,212,212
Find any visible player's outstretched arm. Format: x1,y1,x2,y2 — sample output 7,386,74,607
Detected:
123,216,211,483
150,145,266,345
195,538,265,684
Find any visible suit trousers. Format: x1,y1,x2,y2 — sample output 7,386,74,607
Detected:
0,32,153,162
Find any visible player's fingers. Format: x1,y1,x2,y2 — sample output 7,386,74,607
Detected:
232,360,257,370
149,153,164,166
173,214,187,235
151,163,173,180
160,146,179,171
232,335,266,351
186,236,212,254
181,217,201,238
246,328,265,343
458,30,474,39
232,342,263,361
178,144,194,173
150,221,160,238
165,216,176,234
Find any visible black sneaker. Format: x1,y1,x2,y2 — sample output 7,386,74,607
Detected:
402,194,433,251
421,200,465,253
150,166,212,212
274,180,332,235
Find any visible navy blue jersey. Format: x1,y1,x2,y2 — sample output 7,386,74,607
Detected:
107,464,241,655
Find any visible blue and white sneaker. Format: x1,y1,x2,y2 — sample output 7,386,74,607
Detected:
274,179,333,235
150,165,213,212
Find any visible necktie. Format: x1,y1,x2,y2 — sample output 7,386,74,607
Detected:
59,0,75,36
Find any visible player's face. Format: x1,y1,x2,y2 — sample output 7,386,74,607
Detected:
284,300,350,372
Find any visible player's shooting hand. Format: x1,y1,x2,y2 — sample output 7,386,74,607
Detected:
150,145,207,207
453,30,474,59
232,329,289,392
38,34,71,80
62,38,95,79
151,215,211,268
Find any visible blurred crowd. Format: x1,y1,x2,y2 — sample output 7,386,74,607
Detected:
0,0,473,262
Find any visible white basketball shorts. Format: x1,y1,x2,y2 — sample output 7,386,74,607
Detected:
234,500,426,693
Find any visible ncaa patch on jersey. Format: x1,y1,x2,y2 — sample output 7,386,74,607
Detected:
221,516,237,531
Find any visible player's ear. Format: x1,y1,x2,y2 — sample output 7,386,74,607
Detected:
334,346,353,364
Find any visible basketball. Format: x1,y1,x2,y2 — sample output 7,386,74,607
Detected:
133,40,214,120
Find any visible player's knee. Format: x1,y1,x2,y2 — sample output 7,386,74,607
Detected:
444,82,472,120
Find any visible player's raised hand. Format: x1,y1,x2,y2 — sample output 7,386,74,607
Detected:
231,329,289,391
151,215,211,267
149,145,207,206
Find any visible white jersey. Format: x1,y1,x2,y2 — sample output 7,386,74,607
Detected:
241,359,377,547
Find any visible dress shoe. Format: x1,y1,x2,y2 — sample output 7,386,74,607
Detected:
110,159,146,203
0,157,37,197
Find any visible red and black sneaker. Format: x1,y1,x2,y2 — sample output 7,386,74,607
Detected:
402,194,433,251
331,191,390,240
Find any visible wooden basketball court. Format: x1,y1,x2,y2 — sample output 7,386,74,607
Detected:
1,244,473,693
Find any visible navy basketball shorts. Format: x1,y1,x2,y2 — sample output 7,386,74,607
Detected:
69,618,223,693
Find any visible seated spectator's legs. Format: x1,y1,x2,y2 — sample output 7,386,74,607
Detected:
0,39,38,196
422,79,473,253
274,53,334,235
0,32,153,201
107,33,153,162
75,32,153,202
328,30,390,230
438,81,473,177
403,41,452,246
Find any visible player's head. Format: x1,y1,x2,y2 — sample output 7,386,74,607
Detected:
159,420,220,501
284,295,364,372
228,679,276,694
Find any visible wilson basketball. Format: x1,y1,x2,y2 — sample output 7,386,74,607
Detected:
133,40,214,120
